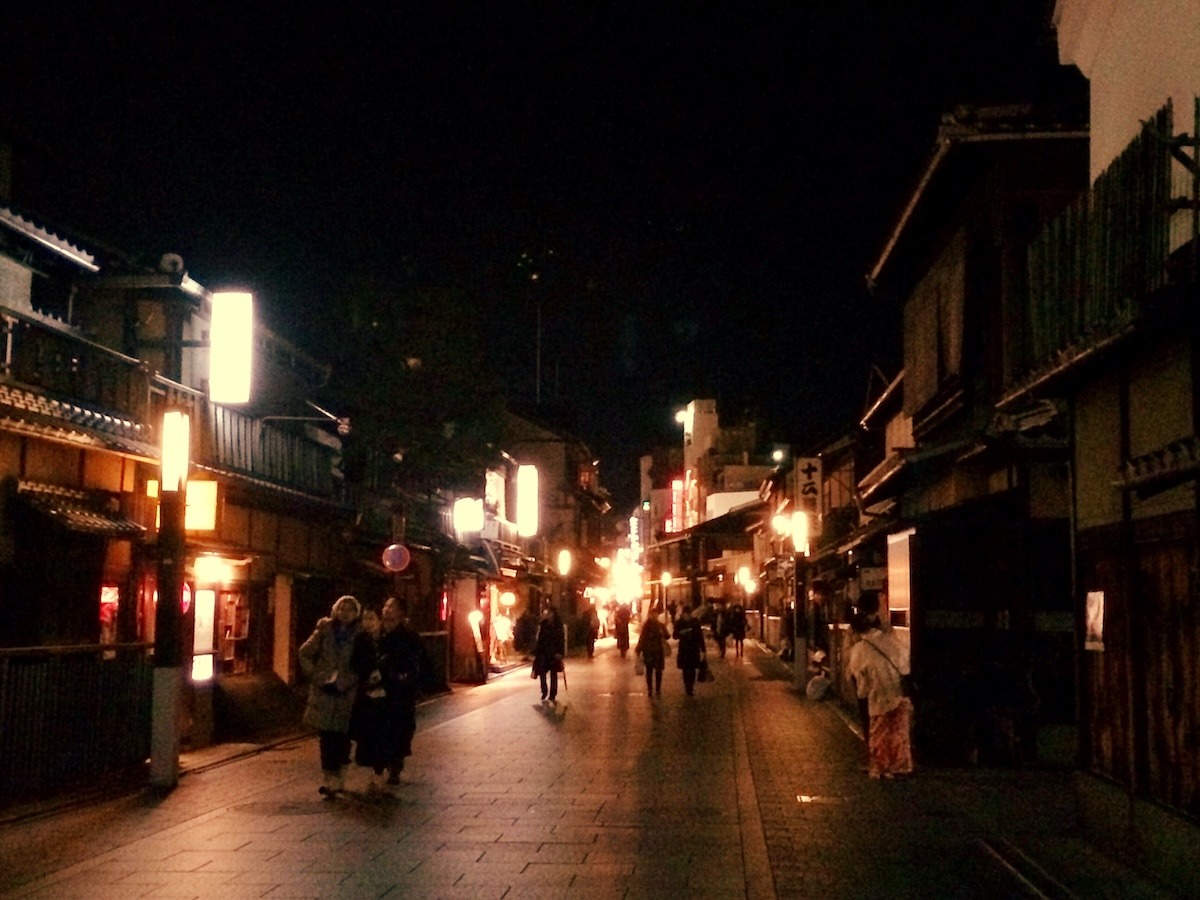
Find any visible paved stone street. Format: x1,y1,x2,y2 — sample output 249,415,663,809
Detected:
0,639,1179,899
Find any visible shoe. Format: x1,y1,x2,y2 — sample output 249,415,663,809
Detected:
319,771,338,797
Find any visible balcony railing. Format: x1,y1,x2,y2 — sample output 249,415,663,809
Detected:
2,305,342,500
1013,99,1196,393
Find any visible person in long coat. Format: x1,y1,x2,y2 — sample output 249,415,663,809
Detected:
634,610,667,696
350,607,390,790
532,605,565,703
728,603,748,658
299,594,366,796
377,597,422,785
613,604,631,658
673,604,707,696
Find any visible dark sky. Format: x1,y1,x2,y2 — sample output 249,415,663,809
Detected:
1,2,1080,509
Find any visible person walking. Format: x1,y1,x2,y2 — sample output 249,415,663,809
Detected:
673,604,706,697
532,605,565,703
713,601,729,659
350,607,390,793
846,611,914,779
635,610,668,696
613,603,631,658
299,594,366,797
373,597,422,788
582,603,600,659
728,603,747,658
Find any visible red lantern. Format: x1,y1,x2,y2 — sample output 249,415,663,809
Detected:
382,543,411,572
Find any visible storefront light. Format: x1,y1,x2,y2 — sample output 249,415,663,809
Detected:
453,497,484,534
558,549,573,577
191,653,215,682
194,556,230,585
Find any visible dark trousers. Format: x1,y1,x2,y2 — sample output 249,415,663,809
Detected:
682,667,697,696
318,730,350,772
539,670,559,700
644,666,662,694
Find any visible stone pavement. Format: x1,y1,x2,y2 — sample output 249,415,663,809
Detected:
0,638,1181,899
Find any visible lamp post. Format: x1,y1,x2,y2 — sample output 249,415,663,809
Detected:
151,409,190,790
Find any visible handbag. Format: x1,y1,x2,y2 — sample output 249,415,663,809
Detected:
634,656,645,676
663,640,673,658
698,658,713,683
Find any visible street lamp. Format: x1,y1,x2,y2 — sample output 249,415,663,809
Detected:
151,409,190,790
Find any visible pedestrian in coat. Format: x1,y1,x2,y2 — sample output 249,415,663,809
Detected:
299,594,367,796
377,597,422,785
634,611,667,696
350,607,390,791
532,605,565,703
614,604,631,658
673,604,707,696
728,603,747,658
582,603,600,659
713,602,729,659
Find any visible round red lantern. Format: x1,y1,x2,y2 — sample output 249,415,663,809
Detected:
382,543,411,572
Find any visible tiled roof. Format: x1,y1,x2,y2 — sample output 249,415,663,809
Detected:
16,480,146,537
0,381,158,458
0,205,100,271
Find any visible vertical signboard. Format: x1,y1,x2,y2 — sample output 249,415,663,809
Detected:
792,458,822,539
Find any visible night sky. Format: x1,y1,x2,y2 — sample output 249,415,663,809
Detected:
1,2,1080,510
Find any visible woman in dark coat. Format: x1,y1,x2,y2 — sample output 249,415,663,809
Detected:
634,610,667,696
614,604,631,658
350,607,389,790
728,603,748,658
377,597,421,785
673,604,707,696
299,594,365,796
532,605,565,703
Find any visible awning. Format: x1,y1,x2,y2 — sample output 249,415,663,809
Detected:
15,480,146,537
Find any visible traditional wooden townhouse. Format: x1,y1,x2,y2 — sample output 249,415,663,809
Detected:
865,103,1088,766
994,2,1200,886
0,201,362,801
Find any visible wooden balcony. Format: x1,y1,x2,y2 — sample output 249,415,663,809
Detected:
1005,99,1198,403
1,305,342,501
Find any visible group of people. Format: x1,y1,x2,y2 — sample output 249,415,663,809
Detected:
708,601,747,659
634,603,711,697
298,595,422,798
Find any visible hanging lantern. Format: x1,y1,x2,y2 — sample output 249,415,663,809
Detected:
382,543,411,572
